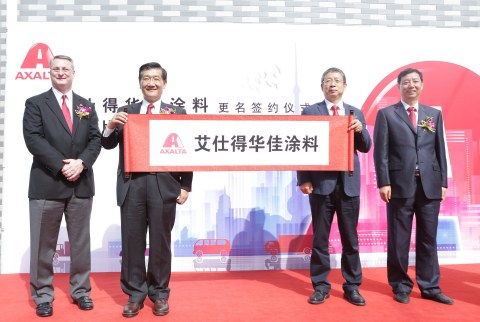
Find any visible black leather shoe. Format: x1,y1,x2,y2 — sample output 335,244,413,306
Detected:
73,296,94,310
308,291,330,304
36,302,53,317
344,290,366,306
123,302,144,318
394,292,410,304
153,298,169,316
421,292,454,305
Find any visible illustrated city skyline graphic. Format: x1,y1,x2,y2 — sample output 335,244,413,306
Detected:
54,61,479,272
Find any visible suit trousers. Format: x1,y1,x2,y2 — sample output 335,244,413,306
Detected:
309,179,362,293
386,176,441,295
120,173,177,303
29,195,93,304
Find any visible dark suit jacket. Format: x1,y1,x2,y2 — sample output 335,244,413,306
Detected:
297,101,372,197
23,89,101,199
373,102,448,199
101,101,193,207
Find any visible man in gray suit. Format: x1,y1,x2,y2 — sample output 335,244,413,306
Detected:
297,67,371,306
23,55,101,317
102,62,193,317
373,67,453,305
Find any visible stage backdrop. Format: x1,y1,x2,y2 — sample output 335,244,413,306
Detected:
2,23,479,273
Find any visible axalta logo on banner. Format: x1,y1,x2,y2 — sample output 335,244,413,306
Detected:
160,133,187,154
15,43,54,80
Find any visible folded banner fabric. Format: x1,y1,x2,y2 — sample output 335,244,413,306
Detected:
124,114,354,172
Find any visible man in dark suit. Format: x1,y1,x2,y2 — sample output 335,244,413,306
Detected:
23,55,101,317
102,62,193,317
373,67,453,305
297,67,371,306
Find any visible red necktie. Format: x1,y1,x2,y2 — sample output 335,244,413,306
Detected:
61,95,73,132
147,104,155,114
407,106,416,129
331,105,339,116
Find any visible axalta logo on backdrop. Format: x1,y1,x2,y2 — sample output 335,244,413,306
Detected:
160,133,187,154
15,43,54,80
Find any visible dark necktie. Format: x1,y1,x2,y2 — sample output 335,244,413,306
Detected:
331,105,339,116
407,106,416,129
61,95,73,132
147,103,155,114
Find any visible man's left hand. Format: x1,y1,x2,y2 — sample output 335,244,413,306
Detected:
348,119,363,133
177,189,189,205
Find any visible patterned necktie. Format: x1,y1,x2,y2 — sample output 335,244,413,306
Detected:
331,105,339,116
147,103,155,114
61,95,73,132
407,106,416,129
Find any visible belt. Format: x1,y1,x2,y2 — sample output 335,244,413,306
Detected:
132,172,157,178
415,169,420,177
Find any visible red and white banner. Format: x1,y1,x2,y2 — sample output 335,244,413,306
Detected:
124,114,354,172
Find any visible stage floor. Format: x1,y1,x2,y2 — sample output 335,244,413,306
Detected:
1,264,478,321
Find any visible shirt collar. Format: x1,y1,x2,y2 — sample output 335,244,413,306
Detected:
141,100,161,113
401,100,419,111
52,87,72,103
325,99,343,110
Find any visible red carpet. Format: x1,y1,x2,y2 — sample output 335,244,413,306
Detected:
0,264,478,321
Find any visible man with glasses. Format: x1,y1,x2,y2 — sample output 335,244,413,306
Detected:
23,55,101,317
102,62,193,317
297,67,371,306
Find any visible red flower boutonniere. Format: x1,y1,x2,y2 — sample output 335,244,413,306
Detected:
75,104,92,119
159,107,176,114
419,115,436,133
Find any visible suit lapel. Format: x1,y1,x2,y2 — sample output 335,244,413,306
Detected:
344,104,353,117
72,93,80,136
315,101,329,115
131,102,142,114
45,89,72,135
417,105,428,128
393,102,416,134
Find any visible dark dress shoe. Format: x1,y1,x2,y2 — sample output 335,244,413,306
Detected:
36,302,53,317
73,296,94,310
123,302,144,318
153,299,169,316
344,290,366,306
394,292,410,304
421,292,454,305
308,291,330,304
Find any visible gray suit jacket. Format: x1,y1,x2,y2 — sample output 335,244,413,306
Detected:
101,101,193,207
23,89,101,199
373,102,448,199
297,101,372,197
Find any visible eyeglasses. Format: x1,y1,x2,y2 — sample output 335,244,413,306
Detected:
51,67,72,74
323,78,344,85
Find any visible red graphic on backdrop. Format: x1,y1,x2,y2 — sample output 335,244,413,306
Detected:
297,61,480,257
360,61,480,252
15,43,54,80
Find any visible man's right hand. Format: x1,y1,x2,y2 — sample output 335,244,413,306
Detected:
108,111,128,129
379,185,391,203
300,182,313,195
